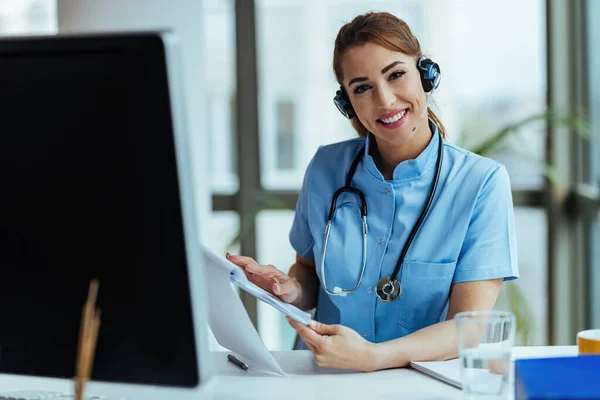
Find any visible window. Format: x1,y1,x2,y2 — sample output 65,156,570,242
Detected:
256,210,296,350
0,0,56,35
495,208,547,345
203,0,238,195
276,101,296,170
207,92,238,194
586,0,600,328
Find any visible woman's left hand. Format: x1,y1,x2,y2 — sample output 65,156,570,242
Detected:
287,317,377,372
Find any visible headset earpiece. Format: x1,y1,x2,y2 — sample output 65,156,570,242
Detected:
417,56,441,93
333,87,356,119
412,57,441,132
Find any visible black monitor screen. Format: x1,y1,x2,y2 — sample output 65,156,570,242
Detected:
0,33,199,387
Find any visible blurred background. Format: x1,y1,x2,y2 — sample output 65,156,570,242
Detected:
2,0,597,350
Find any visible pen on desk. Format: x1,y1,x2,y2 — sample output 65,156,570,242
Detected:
227,354,248,371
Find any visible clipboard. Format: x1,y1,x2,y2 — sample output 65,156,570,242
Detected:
202,245,310,376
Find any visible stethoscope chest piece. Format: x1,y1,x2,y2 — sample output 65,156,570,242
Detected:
375,276,402,303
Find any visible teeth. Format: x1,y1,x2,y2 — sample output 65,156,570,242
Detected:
381,110,406,124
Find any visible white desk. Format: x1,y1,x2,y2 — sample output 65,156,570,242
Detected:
204,346,578,400
206,351,463,400
0,346,578,400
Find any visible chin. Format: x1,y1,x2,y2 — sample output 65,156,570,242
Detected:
373,125,417,147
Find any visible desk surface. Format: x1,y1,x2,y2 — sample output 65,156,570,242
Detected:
207,350,460,400
0,346,578,400
205,346,578,400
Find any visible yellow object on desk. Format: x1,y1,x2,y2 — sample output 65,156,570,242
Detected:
577,329,600,354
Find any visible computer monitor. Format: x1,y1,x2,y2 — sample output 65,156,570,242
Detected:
0,32,210,390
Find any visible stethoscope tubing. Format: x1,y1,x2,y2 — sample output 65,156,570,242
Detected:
320,129,443,298
320,215,368,296
387,130,443,284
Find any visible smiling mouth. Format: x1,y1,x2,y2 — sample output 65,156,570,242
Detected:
378,109,408,125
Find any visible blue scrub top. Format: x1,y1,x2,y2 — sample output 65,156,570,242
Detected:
289,120,518,344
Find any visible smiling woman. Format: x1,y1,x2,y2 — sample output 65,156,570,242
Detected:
333,15,446,140
227,10,519,372
336,44,442,179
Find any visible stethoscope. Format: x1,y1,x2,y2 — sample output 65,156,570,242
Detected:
320,129,443,303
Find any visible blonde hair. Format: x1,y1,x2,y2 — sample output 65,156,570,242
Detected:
333,12,446,138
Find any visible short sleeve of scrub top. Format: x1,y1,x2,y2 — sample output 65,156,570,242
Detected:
453,164,518,283
289,153,318,260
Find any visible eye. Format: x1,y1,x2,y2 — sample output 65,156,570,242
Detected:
353,84,370,95
389,71,406,81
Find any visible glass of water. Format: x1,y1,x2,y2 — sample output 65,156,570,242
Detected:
455,311,516,399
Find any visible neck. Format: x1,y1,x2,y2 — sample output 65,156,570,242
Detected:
372,122,434,180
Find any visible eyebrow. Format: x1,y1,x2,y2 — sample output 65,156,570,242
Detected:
347,61,406,87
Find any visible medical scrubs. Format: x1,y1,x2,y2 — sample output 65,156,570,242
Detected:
289,120,519,343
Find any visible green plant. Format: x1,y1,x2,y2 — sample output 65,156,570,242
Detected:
460,109,592,186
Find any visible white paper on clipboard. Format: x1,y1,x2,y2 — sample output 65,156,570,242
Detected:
229,272,311,326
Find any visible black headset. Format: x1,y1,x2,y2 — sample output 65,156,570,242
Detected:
333,56,441,119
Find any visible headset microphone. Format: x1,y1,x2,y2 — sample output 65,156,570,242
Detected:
411,86,436,133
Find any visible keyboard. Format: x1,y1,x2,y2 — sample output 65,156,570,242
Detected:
0,391,109,400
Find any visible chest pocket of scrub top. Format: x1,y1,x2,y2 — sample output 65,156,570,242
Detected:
321,201,365,291
397,260,456,331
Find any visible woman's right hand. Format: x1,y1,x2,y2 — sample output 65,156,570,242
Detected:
226,253,302,304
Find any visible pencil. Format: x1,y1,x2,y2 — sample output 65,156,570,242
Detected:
75,279,101,400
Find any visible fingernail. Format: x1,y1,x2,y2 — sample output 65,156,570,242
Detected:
225,252,231,259
274,283,280,293
309,320,317,328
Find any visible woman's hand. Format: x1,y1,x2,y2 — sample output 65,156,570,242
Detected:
287,318,378,372
226,253,302,304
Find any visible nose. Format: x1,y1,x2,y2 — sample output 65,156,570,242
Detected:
374,83,396,109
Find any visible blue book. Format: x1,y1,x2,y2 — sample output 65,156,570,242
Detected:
515,355,600,399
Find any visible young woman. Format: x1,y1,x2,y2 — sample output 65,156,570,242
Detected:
227,11,518,372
